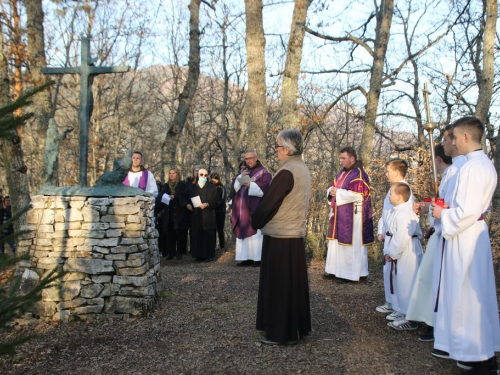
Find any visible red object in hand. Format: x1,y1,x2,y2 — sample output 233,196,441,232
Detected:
423,197,432,203
435,198,445,207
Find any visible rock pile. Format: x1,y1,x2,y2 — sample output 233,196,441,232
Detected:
16,195,160,322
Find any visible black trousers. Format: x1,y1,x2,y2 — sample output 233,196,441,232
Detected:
166,222,188,258
215,211,226,249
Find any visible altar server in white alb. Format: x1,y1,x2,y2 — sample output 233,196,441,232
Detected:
406,130,466,342
382,182,423,330
432,117,500,374
123,151,158,197
375,159,414,316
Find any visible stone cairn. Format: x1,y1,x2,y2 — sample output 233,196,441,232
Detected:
16,195,160,322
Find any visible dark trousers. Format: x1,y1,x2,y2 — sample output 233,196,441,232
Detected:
167,222,188,258
215,211,226,249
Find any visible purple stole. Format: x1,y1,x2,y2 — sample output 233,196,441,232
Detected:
123,170,148,191
231,165,272,239
327,166,374,245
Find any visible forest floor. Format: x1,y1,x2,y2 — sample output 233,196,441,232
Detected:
0,247,474,374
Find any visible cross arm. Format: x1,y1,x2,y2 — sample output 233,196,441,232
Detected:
89,66,130,75
42,67,81,75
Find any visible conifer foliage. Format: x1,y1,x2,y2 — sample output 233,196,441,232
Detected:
0,81,60,356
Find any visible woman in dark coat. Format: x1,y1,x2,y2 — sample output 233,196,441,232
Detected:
182,168,219,262
158,168,188,260
210,172,227,252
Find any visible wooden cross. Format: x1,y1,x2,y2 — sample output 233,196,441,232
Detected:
42,36,130,187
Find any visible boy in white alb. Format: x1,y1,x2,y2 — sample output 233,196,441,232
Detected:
432,117,500,373
375,159,414,316
383,183,423,330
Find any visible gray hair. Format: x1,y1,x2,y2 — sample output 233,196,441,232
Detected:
277,129,303,155
244,149,258,157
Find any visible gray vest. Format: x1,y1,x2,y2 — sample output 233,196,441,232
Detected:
261,155,311,238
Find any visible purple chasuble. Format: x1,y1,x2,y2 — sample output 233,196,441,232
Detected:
123,170,149,191
327,164,374,245
231,163,272,239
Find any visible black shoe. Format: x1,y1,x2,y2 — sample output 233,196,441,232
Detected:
176,255,182,260
165,255,174,260
205,257,215,262
336,277,350,284
236,260,253,267
253,261,261,267
260,336,298,346
431,348,450,359
460,357,499,374
418,326,434,342
322,273,335,280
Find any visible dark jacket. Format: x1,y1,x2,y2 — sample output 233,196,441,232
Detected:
155,181,189,230
213,183,227,214
183,182,219,230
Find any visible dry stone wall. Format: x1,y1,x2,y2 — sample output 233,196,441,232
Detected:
17,195,160,322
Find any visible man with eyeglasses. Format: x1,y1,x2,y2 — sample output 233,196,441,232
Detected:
230,149,272,267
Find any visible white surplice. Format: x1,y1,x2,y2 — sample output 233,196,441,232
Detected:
383,204,423,315
435,151,500,362
325,189,368,281
406,155,466,325
377,180,414,304
234,179,264,261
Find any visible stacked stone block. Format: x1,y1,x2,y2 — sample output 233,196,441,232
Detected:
17,195,160,322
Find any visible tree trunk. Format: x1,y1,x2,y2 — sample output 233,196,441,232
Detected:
281,0,312,130
25,0,51,191
359,0,394,165
244,0,267,164
474,0,497,127
162,0,201,179
0,30,30,233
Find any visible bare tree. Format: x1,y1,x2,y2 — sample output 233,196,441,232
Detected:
244,0,267,163
280,0,313,130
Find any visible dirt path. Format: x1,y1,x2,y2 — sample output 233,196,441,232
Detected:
1,249,464,374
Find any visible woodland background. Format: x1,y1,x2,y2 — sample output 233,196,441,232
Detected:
0,0,498,261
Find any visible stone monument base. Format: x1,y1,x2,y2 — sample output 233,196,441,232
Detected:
17,195,160,322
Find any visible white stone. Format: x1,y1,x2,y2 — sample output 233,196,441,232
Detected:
101,215,125,223
114,197,138,205
111,245,139,254
63,259,114,274
120,237,144,245
42,280,81,302
113,205,140,215
82,206,100,222
55,222,81,231
105,254,127,261
69,200,85,209
127,215,140,223
40,210,55,224
116,264,149,276
91,275,112,283
104,296,150,315
87,198,111,206
74,305,104,315
38,225,54,233
84,238,119,247
64,208,84,222
93,246,110,254
26,210,41,224
109,222,125,228
81,283,105,298
52,310,71,323
81,223,109,230
106,229,122,237
113,276,149,287
115,258,145,268
125,223,146,231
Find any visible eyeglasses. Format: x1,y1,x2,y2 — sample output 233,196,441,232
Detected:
275,145,285,149
200,174,208,177
244,156,256,161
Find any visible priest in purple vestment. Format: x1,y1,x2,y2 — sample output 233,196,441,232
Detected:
123,151,158,197
323,146,374,283
230,149,272,267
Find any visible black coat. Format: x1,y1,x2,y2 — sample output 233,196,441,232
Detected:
212,183,227,214
183,182,219,230
155,181,189,231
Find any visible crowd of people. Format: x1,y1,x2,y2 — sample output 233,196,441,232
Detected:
122,120,499,373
